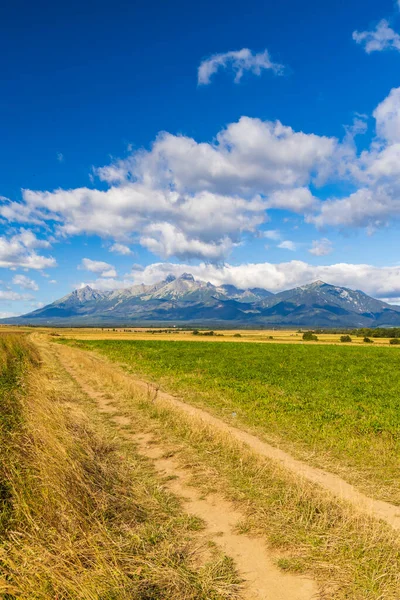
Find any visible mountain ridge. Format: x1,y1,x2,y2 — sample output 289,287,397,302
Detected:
3,274,400,327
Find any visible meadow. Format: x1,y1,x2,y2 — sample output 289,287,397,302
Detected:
0,333,240,598
66,338,400,503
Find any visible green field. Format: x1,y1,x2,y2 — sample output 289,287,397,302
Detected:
68,339,400,504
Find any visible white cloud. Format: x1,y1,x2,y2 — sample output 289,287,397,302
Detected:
5,85,400,253
263,229,282,241
49,279,57,284
0,115,337,261
267,188,319,213
308,238,333,256
277,240,297,251
353,20,400,53
79,258,117,278
109,243,132,255
309,86,400,228
12,228,50,249
373,86,400,143
198,48,284,85
12,274,39,291
123,260,400,300
0,311,18,319
0,290,33,301
57,152,64,163
140,223,235,261
308,186,400,228
0,234,56,270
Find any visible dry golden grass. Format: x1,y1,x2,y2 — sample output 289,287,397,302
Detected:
1,324,397,346
53,339,400,600
0,336,241,599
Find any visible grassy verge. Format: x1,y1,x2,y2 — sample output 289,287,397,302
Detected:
0,334,39,537
0,335,240,599
62,339,400,504
54,340,400,600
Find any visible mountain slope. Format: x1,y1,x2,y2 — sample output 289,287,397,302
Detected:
3,275,400,327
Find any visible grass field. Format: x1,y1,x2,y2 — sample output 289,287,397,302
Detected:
0,334,240,599
3,324,400,346
64,338,400,504
53,336,400,600
26,324,399,345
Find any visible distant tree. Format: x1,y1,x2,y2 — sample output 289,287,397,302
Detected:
363,337,373,343
233,333,242,337
192,329,200,335
303,331,318,341
389,338,400,345
340,335,352,343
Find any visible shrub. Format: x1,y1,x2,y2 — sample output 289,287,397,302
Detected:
302,331,318,341
233,333,242,338
389,338,400,345
363,337,373,343
340,335,352,343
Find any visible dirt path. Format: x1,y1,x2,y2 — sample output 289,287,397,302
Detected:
59,343,400,533
51,342,319,600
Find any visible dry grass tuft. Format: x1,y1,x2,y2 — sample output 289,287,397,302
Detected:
0,336,241,599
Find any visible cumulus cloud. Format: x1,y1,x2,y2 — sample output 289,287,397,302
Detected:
79,258,117,278
123,260,400,301
373,86,400,143
308,238,333,256
0,290,33,301
277,240,297,251
198,48,284,85
12,274,39,291
309,86,400,228
12,228,50,249
0,311,18,319
140,223,236,261
109,243,132,255
5,85,400,256
0,110,339,262
353,20,400,53
308,186,400,228
263,229,282,241
267,188,319,213
0,234,56,270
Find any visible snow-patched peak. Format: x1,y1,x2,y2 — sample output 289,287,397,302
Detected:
178,273,195,281
301,280,327,290
165,274,176,283
74,286,105,302
57,285,105,305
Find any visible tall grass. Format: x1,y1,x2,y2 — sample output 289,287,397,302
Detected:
0,336,240,599
0,334,38,537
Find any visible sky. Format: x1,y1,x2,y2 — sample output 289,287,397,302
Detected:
2,0,400,317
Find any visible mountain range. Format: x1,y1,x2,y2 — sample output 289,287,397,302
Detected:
3,273,400,328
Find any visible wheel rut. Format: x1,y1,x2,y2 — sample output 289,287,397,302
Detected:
54,341,400,532
55,344,319,600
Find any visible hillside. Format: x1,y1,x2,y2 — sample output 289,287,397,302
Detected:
3,274,400,327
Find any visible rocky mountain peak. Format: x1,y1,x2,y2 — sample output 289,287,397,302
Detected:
178,273,195,281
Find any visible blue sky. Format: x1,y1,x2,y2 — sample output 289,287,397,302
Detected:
2,0,400,316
